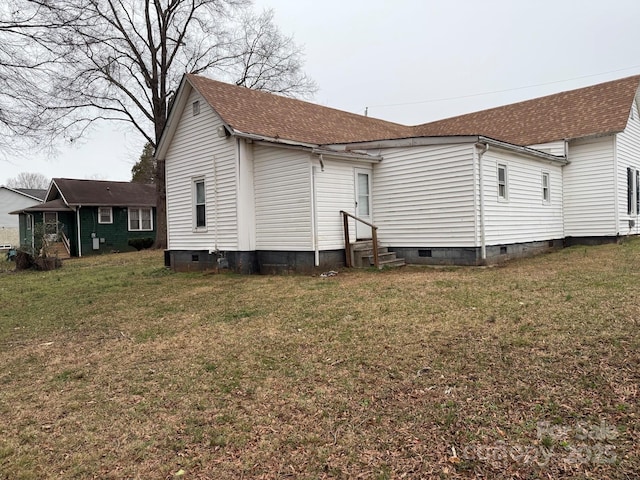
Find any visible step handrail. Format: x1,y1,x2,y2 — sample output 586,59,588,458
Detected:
60,230,71,255
340,210,379,268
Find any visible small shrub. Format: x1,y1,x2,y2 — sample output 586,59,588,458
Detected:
128,238,154,251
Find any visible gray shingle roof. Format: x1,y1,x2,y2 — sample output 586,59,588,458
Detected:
52,179,156,207
15,188,47,201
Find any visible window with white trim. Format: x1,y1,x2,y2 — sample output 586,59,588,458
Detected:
542,172,550,204
128,207,153,231
636,170,640,214
497,164,508,201
628,168,638,215
98,207,113,224
194,179,206,229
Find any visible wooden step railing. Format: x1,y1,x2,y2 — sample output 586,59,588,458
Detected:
340,210,379,269
60,230,71,255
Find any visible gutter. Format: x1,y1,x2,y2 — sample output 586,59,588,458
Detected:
230,130,383,162
478,136,568,165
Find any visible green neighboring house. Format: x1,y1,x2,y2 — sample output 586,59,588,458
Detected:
11,178,156,257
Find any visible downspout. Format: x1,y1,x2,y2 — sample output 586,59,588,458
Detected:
311,165,320,266
612,135,619,236
314,154,325,266
213,154,219,252
475,143,489,263
76,206,82,257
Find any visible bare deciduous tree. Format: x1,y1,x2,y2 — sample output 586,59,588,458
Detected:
5,171,50,189
0,0,317,246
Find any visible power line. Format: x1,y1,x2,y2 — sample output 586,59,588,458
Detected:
366,65,640,111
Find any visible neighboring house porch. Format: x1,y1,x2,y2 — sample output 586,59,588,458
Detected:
12,178,157,258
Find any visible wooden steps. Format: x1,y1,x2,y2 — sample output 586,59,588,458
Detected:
351,240,405,269
47,241,71,260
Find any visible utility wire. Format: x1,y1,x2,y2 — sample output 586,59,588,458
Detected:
366,65,640,110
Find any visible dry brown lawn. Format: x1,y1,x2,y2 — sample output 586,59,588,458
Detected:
0,241,638,479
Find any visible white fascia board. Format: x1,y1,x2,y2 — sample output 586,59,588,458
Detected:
48,179,70,206
339,135,481,150
155,76,192,160
479,136,568,165
235,132,382,162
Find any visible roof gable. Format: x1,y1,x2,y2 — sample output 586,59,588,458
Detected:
51,178,156,207
186,74,412,145
412,75,640,145
158,74,640,154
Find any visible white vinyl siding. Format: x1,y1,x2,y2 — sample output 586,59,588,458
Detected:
314,158,358,250
372,144,477,248
482,149,564,245
527,140,566,156
253,145,312,250
165,88,237,250
615,98,640,235
564,136,616,237
0,188,42,246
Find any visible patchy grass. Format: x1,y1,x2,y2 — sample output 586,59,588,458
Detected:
0,244,639,479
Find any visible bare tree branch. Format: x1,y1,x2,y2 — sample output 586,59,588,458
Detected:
0,0,316,245
5,171,50,189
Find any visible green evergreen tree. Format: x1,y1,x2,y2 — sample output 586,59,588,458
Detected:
131,142,155,184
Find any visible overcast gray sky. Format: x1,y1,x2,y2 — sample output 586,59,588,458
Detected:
3,0,640,185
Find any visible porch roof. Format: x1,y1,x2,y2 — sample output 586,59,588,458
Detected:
10,198,73,215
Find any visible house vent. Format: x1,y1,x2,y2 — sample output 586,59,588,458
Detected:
418,249,432,257
192,100,200,116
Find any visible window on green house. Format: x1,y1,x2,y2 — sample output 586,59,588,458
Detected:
128,207,153,231
98,207,113,224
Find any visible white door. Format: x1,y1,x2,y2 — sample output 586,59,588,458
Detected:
354,168,373,239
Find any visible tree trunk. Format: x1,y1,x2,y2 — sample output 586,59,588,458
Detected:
154,158,167,249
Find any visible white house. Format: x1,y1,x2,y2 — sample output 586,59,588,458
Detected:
156,74,640,273
0,187,45,247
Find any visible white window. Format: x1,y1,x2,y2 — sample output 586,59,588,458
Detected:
628,168,637,215
128,207,153,231
497,164,508,201
542,172,550,204
194,179,206,229
98,207,113,224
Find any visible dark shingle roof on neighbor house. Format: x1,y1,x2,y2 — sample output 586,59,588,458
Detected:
51,178,156,207
13,179,156,214
186,74,640,148
14,188,47,201
17,198,72,213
